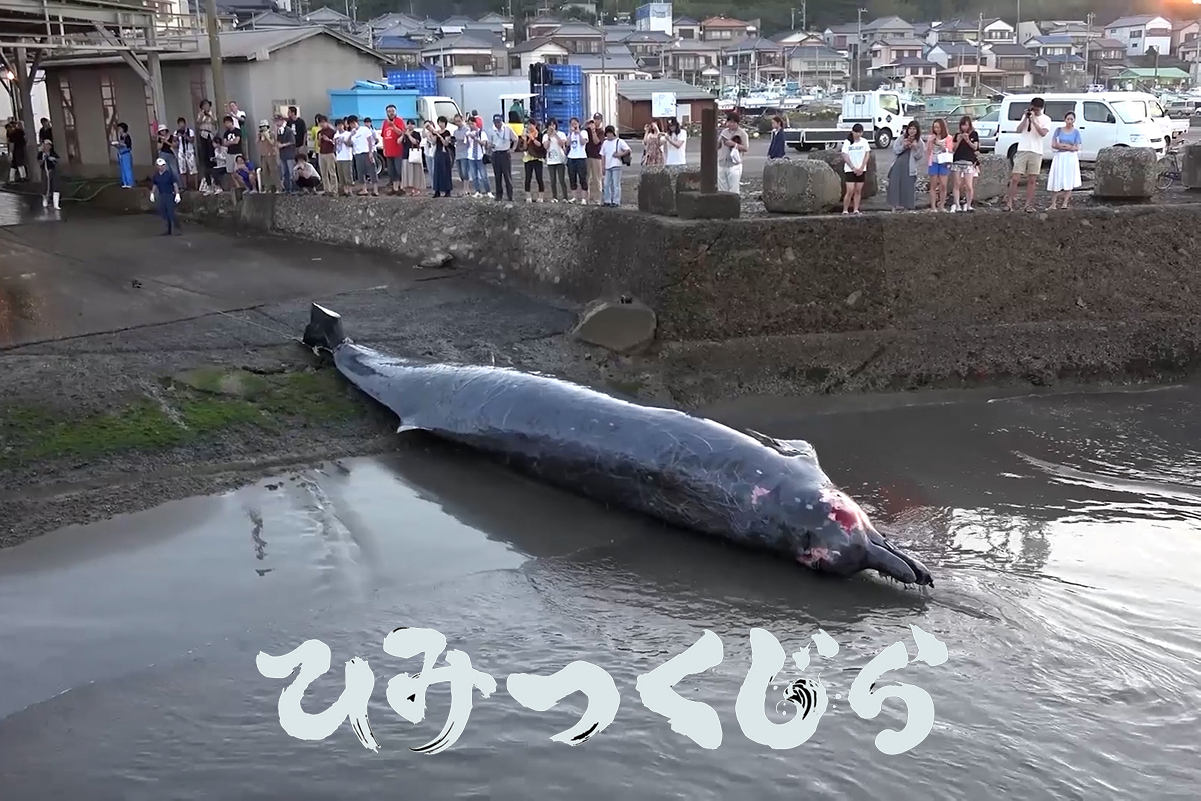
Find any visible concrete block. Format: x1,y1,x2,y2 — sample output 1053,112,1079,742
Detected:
676,190,741,220
809,149,878,200
674,169,702,195
236,192,276,230
1181,143,1201,190
761,158,842,214
975,154,1010,201
573,296,657,353
637,167,677,216
1093,146,1157,199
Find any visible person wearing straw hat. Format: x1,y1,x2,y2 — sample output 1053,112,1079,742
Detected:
149,157,182,236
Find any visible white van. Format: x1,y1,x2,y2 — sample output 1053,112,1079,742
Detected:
994,92,1167,164
836,90,916,149
1133,91,1190,141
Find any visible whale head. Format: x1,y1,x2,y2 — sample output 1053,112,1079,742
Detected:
770,486,933,587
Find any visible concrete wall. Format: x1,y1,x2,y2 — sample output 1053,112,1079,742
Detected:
95,189,1201,401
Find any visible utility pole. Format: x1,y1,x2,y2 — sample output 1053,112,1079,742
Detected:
204,0,227,120
791,3,806,31
856,7,867,90
1084,12,1094,86
975,12,983,97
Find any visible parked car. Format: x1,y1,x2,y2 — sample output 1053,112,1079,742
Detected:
974,108,1000,152
949,102,999,121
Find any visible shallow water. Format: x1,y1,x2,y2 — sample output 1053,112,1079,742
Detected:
2,384,1200,800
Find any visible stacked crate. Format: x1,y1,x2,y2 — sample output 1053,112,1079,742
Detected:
383,66,438,94
537,64,584,126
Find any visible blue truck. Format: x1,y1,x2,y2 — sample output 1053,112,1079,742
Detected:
327,80,461,128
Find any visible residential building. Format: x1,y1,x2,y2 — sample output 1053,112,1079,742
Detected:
936,64,1006,93
673,16,701,40
700,16,753,43
870,57,937,94
421,32,503,76
1084,38,1129,85
1172,20,1201,52
784,45,850,86
667,39,721,85
545,22,606,54
1025,35,1076,58
509,37,570,73
823,22,859,51
861,15,915,41
722,37,784,83
1105,15,1172,56
868,38,925,71
526,14,563,40
1034,54,1086,90
1115,66,1189,87
928,18,1015,45
1040,21,1097,48
236,11,301,30
772,30,824,47
983,43,1036,90
926,42,984,70
1014,21,1043,45
38,27,389,178
1178,38,1201,82
301,6,354,33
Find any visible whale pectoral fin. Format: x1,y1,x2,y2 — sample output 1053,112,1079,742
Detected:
396,424,424,435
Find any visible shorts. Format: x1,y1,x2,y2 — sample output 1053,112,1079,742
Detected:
928,162,951,177
951,160,976,174
1012,150,1042,176
845,171,865,183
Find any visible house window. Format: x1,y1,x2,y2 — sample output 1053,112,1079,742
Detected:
679,29,694,39
1131,30,1141,39
57,75,79,163
100,72,119,164
510,54,521,71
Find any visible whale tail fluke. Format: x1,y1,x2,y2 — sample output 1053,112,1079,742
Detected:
302,303,348,352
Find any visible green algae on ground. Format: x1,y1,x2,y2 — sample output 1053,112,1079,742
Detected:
0,367,366,467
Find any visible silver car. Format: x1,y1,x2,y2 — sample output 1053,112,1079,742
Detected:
974,109,999,153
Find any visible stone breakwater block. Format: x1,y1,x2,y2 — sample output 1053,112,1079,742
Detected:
677,190,741,220
675,169,702,195
573,297,657,353
1093,146,1157,199
761,158,842,214
975,154,1010,201
809,149,878,199
1181,143,1201,190
638,167,678,216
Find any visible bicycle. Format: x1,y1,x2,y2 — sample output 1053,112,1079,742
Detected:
1158,146,1182,191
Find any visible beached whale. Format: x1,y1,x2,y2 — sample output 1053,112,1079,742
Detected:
301,303,933,586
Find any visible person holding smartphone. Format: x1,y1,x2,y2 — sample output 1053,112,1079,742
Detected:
950,115,980,212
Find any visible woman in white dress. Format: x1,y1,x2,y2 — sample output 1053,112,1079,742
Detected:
1047,111,1082,210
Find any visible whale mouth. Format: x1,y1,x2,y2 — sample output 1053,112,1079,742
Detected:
866,536,934,587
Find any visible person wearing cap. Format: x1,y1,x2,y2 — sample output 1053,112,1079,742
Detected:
256,119,279,192
585,114,604,205
157,123,180,184
149,157,182,236
486,113,516,201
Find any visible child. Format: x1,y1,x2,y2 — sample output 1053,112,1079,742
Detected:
210,142,227,194
38,139,60,210
234,154,258,193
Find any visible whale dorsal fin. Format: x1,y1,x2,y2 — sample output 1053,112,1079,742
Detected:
743,429,820,465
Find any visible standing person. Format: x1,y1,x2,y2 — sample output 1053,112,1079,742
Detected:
256,120,279,191
487,113,516,202
38,118,53,145
110,122,134,188
642,122,665,166
768,115,787,159
156,124,179,184
466,117,489,197
950,115,980,212
452,114,472,195
334,119,355,196
663,118,687,166
717,112,749,193
924,118,952,212
1005,97,1050,213
317,117,338,195
362,117,380,183
149,157,181,235
840,124,870,215
521,121,546,203
349,116,377,196
38,139,61,210
175,117,197,191
585,114,604,204
1047,111,1082,210
426,117,454,198
599,125,631,206
276,113,296,193
565,117,589,203
220,115,242,192
543,119,568,202
286,106,306,161
381,104,405,194
887,121,920,211
6,121,27,182
196,99,217,193
402,120,424,196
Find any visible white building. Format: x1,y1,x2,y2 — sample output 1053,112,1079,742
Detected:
1105,15,1173,56
634,3,673,36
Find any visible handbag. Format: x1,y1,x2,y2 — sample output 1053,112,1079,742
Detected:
407,145,423,164
936,152,953,164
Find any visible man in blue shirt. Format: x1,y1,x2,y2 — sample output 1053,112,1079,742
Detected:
150,157,182,236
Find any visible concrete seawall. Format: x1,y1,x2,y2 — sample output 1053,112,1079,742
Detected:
93,188,1201,402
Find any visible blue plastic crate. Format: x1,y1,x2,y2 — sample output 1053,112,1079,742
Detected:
543,85,583,102
546,64,582,86
384,66,437,94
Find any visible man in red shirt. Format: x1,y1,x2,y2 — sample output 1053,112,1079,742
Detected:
381,104,406,194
